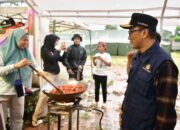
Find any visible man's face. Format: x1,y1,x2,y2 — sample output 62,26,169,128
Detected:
17,35,29,49
128,26,145,49
73,37,81,45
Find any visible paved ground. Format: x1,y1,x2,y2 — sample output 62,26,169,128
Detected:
24,57,180,130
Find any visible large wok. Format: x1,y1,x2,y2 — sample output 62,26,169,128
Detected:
43,82,87,102
29,65,87,102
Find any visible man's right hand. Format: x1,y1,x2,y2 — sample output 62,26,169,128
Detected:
14,58,31,68
67,69,74,74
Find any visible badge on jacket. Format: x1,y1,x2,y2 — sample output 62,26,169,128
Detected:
143,64,151,73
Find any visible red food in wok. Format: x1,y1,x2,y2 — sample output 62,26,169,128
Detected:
50,84,84,95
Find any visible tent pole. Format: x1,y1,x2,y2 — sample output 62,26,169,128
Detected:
53,20,56,34
88,30,93,77
160,0,168,34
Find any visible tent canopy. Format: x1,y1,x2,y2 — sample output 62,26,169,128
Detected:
0,1,28,22
25,0,180,30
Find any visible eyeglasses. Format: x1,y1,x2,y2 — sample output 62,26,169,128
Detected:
128,29,144,35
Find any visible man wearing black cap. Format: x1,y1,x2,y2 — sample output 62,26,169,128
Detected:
119,13,179,130
63,34,87,80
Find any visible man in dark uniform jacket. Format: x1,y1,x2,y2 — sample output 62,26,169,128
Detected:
63,34,87,80
119,13,179,130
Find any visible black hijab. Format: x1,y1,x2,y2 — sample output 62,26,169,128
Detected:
43,34,60,52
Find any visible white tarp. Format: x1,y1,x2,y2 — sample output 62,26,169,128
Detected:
25,0,180,29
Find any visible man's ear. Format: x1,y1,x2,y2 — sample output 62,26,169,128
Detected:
142,29,149,39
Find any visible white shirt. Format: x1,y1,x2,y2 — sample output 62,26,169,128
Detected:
93,52,111,76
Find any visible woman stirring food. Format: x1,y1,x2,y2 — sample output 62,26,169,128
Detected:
0,28,43,130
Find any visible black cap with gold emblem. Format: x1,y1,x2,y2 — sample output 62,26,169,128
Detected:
120,13,158,32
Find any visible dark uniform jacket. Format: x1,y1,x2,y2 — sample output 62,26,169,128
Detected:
121,42,178,130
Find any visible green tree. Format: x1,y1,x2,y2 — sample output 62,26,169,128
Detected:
171,26,180,42
105,25,118,30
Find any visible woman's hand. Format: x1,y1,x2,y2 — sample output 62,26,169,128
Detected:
14,58,31,68
37,71,45,77
60,42,66,51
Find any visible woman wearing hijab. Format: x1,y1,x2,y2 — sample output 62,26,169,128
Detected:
32,34,66,126
0,28,42,130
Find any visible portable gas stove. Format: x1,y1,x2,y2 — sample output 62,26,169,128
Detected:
47,98,104,130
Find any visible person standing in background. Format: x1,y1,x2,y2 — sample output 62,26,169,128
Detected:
93,41,111,109
63,34,87,81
